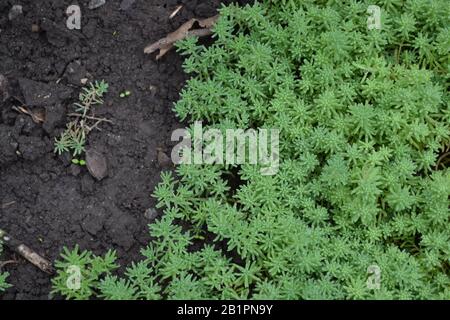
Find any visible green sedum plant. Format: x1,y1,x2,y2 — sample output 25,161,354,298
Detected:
0,240,11,293
54,0,449,300
0,273,9,293
51,245,118,300
54,80,109,157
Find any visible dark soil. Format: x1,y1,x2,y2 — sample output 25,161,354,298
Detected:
0,0,241,300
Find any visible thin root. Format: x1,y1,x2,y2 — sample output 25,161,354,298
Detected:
436,151,450,170
0,259,19,270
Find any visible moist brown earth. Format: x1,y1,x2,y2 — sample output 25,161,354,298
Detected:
0,0,244,300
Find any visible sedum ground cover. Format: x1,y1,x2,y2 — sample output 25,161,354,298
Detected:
50,0,449,299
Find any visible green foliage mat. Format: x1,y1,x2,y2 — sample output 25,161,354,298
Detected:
0,241,11,292
52,0,449,299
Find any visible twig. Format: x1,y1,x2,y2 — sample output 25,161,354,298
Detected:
0,229,54,275
68,113,113,134
0,259,18,270
169,5,183,19
85,119,108,132
68,113,113,123
1,201,16,209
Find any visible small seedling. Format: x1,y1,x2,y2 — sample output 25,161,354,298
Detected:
54,80,109,157
71,158,86,166
119,90,131,98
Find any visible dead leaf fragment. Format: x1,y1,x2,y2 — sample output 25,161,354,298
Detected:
12,105,46,123
144,15,219,60
31,24,40,33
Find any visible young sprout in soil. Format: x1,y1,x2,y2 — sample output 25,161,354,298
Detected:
54,121,86,156
75,80,109,117
54,80,109,157
71,158,86,166
119,90,131,98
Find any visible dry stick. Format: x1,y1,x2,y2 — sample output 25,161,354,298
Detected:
68,113,113,134
67,113,113,123
169,5,183,19
0,229,54,275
